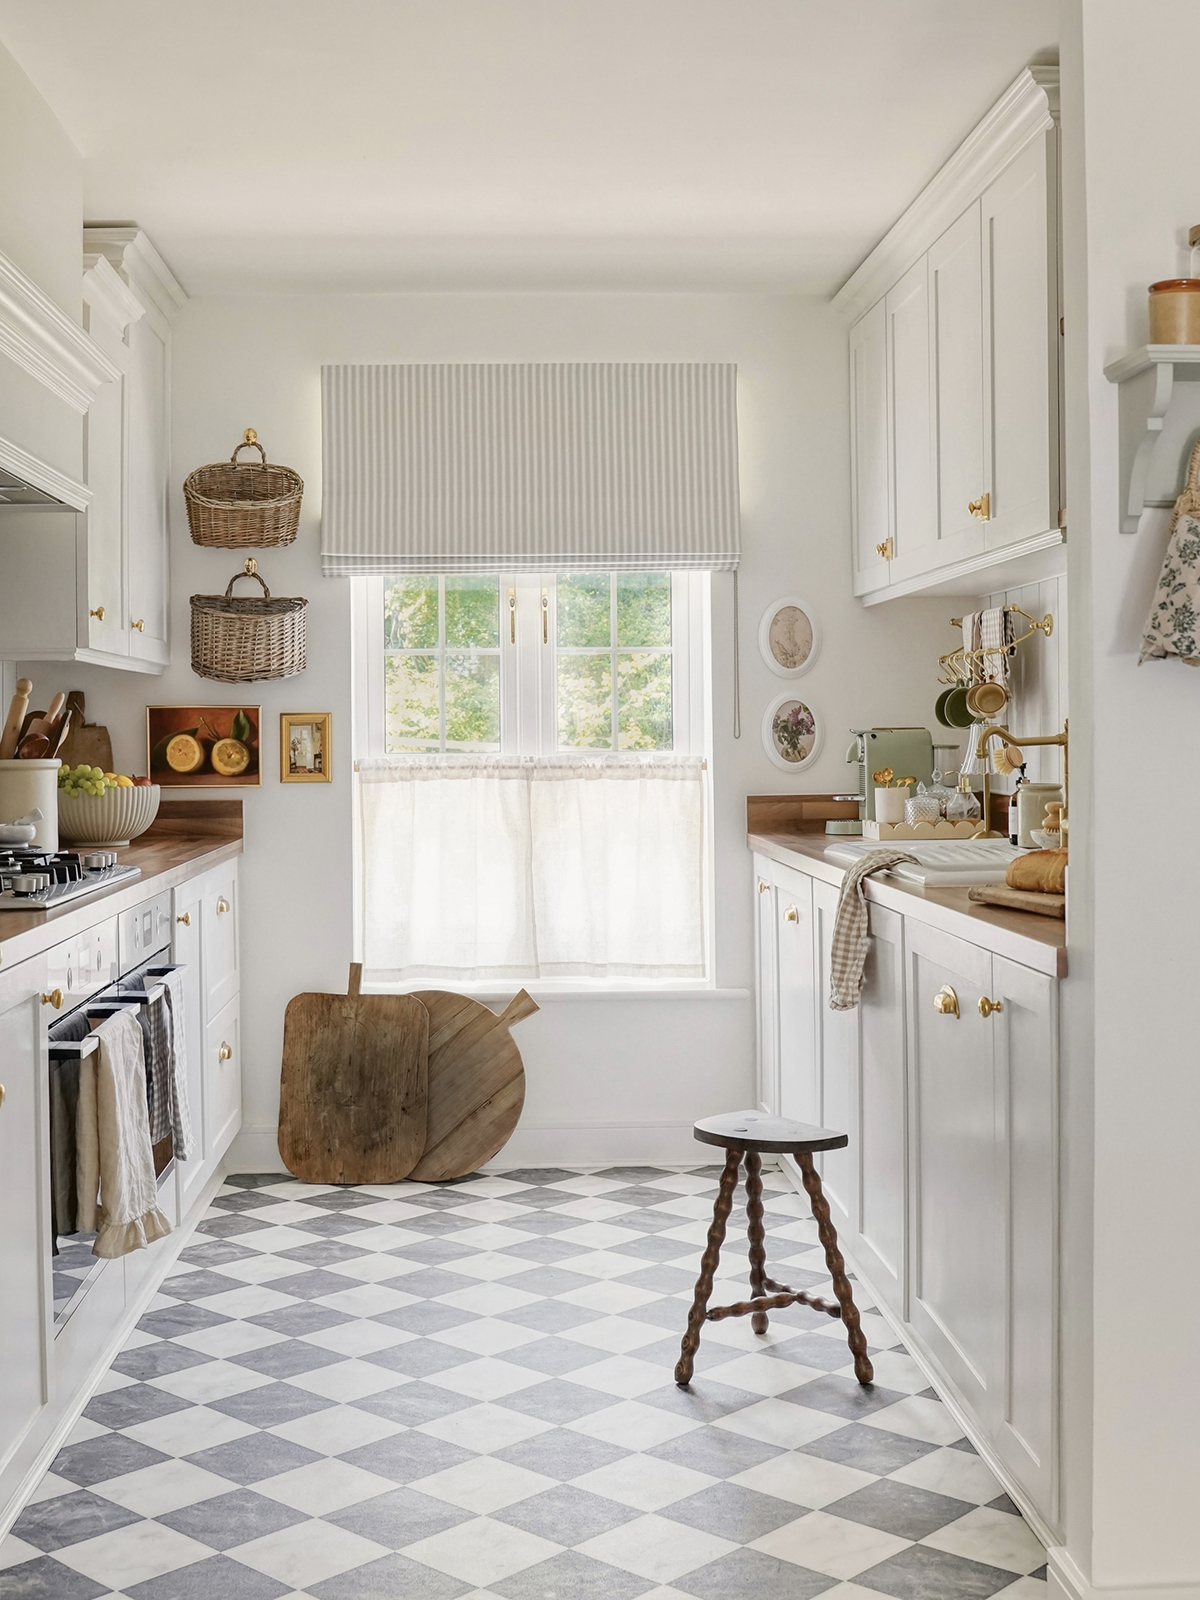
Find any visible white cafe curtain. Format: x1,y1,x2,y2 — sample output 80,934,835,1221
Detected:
358,754,706,981
322,363,740,576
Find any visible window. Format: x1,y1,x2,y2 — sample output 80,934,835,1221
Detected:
355,571,710,987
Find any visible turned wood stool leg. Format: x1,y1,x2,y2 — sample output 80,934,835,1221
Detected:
743,1149,769,1335
675,1147,742,1387
798,1151,874,1385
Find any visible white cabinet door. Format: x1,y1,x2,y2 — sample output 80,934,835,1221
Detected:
907,920,1002,1426
80,295,129,659
982,129,1060,551
928,203,988,567
812,879,857,1230
990,953,1057,1521
203,864,239,1017
753,860,779,1117
775,872,816,1125
856,902,907,1315
205,993,241,1164
172,880,207,1214
885,255,935,583
125,311,170,667
0,971,50,1473
850,301,892,597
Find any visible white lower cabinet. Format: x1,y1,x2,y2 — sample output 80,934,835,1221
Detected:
753,862,779,1116
206,995,241,1163
756,853,1058,1528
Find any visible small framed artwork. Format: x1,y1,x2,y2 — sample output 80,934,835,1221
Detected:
147,705,262,787
281,712,331,782
759,597,819,678
762,693,823,772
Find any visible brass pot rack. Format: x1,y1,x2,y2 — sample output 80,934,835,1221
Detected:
938,606,1054,686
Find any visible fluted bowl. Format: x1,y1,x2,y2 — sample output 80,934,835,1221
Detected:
57,784,161,848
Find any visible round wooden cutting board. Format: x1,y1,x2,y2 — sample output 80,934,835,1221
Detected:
407,989,538,1181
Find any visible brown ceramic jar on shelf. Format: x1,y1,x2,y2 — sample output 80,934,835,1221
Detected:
1148,278,1200,344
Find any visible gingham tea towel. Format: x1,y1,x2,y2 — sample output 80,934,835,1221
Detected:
829,849,918,1010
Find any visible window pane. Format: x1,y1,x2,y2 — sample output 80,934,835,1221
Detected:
557,573,611,647
616,572,671,647
385,654,440,749
384,577,439,649
446,653,501,749
557,654,613,748
446,575,500,648
617,651,673,749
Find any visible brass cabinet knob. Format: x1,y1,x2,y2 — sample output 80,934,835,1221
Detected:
0,1084,5,1110
875,537,894,560
756,878,769,895
41,989,63,1009
89,606,105,621
131,618,145,632
933,985,960,1018
978,995,1004,1018
968,493,991,521
218,1041,232,1062
176,912,191,925
784,905,799,923
216,896,230,914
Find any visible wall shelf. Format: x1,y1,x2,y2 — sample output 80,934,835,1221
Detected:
1104,344,1200,531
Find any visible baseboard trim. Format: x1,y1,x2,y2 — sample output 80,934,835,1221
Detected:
227,1119,709,1174
1047,1549,1200,1600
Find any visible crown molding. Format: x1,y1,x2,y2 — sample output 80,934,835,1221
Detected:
83,226,187,324
0,430,90,511
833,64,1059,322
82,253,145,334
0,249,121,414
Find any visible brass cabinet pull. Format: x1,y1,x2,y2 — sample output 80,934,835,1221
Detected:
218,1041,232,1062
875,537,894,560
131,618,145,632
784,905,799,923
216,896,230,914
0,1084,6,1110
933,985,959,1018
89,606,105,621
978,995,1003,1018
176,912,191,925
41,989,63,1009
757,878,769,895
968,493,991,521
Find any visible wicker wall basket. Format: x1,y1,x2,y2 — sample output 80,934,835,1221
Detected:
184,428,304,548
191,561,307,682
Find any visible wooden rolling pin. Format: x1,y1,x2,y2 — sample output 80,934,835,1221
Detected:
0,679,32,760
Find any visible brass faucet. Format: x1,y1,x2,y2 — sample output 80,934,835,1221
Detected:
973,721,1069,842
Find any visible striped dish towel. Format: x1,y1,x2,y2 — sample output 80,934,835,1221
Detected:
829,850,918,1010
980,606,1015,684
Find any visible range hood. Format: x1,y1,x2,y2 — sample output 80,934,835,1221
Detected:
0,465,74,508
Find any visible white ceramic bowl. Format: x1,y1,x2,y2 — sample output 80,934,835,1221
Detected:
1029,829,1062,851
57,784,161,848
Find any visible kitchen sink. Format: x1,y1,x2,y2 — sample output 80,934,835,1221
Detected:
823,837,1025,888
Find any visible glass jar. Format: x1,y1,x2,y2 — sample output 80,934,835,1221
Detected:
905,783,941,825
946,775,981,823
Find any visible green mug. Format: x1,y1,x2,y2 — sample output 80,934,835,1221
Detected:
942,684,974,728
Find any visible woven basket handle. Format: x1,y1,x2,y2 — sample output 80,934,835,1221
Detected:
224,569,271,601
230,427,267,468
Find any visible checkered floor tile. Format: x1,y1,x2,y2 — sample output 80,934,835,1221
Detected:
1,1167,1048,1599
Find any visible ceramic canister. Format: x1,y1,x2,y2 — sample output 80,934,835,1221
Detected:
0,758,59,850
1149,279,1200,344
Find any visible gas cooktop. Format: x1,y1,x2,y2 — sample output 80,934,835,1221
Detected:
0,848,141,911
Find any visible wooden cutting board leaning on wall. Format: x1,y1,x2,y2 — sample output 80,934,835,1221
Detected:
278,964,429,1183
408,990,539,1181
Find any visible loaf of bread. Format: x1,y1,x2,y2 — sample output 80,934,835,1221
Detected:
1006,849,1067,894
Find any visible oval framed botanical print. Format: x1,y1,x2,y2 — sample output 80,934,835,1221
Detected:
762,693,824,772
758,597,819,678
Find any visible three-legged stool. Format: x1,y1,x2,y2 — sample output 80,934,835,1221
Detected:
675,1112,874,1387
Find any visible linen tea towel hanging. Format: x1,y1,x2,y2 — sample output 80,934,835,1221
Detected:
1140,439,1200,666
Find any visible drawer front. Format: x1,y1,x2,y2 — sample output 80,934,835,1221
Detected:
203,866,239,1016
118,893,172,975
205,993,241,1163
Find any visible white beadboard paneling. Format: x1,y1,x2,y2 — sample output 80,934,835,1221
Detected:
984,574,1067,789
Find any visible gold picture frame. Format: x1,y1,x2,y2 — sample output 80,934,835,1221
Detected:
280,712,331,783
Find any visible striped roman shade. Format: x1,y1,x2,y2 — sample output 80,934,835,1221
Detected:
321,363,740,575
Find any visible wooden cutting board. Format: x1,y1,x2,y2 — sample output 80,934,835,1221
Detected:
278,964,429,1183
57,692,114,774
967,883,1066,919
407,990,538,1182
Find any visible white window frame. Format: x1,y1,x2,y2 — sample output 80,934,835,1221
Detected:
350,572,715,994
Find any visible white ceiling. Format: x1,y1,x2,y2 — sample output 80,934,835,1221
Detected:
0,0,1058,296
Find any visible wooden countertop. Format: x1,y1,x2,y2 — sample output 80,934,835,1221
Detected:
748,826,1067,980
0,801,243,969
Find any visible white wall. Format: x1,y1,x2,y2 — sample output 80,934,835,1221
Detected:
23,291,946,1170
984,570,1069,789
1053,3,1200,1595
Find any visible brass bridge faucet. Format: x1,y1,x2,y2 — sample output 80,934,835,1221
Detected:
974,721,1069,842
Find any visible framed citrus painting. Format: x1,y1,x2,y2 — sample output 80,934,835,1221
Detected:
146,705,262,787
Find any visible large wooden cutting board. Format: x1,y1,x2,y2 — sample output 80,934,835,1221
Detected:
278,964,429,1183
407,990,538,1182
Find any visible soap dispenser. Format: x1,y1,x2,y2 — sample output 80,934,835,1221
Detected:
947,775,981,824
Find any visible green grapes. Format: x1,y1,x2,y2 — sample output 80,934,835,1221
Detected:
57,762,115,799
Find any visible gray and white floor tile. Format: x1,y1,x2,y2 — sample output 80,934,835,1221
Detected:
0,1167,1047,1598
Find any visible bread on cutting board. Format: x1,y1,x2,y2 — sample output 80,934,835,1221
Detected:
1006,849,1067,895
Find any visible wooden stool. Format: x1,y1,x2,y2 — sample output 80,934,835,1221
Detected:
675,1112,874,1387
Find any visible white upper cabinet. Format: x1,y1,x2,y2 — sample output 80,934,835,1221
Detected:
840,68,1061,604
